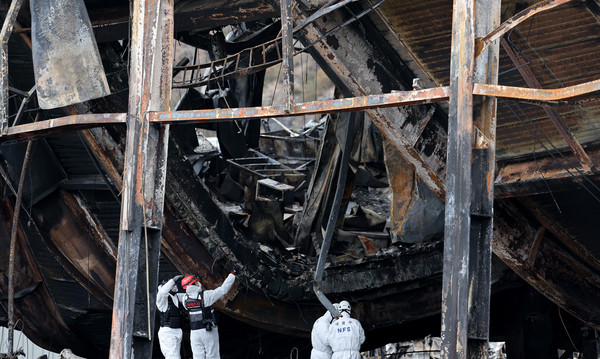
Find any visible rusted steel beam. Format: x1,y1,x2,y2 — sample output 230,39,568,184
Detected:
0,0,26,136
474,0,576,57
473,79,600,101
2,76,599,142
467,1,500,358
441,0,474,358
495,146,600,198
109,0,173,357
7,138,32,357
152,87,450,123
500,38,594,172
5,113,126,139
2,73,600,141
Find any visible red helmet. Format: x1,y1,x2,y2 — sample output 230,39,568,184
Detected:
181,275,198,289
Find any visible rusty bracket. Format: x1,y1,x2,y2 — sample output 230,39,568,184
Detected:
473,127,491,150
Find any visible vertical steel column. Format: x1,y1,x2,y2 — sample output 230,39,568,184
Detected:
441,0,474,358
108,0,173,358
468,1,500,359
280,0,295,113
0,0,25,135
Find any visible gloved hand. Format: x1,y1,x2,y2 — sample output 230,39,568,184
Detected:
230,266,237,275
172,274,183,282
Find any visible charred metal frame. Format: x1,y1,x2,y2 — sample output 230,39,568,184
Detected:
108,0,173,358
0,0,25,137
0,0,595,358
280,0,295,113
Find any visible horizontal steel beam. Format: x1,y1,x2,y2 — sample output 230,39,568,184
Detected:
3,78,600,139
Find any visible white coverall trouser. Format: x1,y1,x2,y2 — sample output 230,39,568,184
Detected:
185,273,236,359
158,327,183,359
311,311,333,359
327,313,365,359
156,279,185,359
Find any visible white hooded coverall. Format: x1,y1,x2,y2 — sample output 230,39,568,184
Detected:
327,312,365,359
156,278,184,359
311,310,333,359
184,273,236,359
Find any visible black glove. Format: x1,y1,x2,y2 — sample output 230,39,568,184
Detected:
230,266,237,275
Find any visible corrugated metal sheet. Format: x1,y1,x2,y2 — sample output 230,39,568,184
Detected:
377,0,600,160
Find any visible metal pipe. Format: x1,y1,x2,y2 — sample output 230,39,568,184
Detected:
313,112,356,318
7,138,34,356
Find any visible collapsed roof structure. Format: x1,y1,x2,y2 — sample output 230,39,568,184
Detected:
0,0,600,358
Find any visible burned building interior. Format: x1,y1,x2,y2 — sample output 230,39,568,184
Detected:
1,0,600,358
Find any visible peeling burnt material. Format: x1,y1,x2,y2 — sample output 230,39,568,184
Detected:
295,5,449,201
165,130,449,332
30,0,110,109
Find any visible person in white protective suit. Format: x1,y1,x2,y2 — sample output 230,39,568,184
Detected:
157,274,185,359
327,300,365,359
310,303,339,359
181,270,236,359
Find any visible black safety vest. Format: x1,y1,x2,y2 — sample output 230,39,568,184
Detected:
185,294,217,330
159,294,182,329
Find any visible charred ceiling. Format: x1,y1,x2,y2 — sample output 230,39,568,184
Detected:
0,0,600,359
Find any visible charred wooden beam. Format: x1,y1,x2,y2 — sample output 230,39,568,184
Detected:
109,0,173,358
